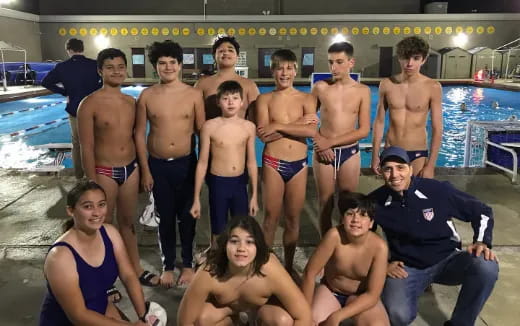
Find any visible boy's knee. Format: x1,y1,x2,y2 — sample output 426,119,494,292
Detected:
471,255,499,281
385,303,415,326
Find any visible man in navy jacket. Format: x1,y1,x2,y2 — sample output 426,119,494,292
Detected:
370,146,498,326
42,38,101,179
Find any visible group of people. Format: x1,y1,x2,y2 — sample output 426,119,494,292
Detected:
38,34,499,325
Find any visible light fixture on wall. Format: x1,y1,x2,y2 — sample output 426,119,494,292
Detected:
331,34,347,44
94,35,110,49
452,33,468,48
261,10,271,15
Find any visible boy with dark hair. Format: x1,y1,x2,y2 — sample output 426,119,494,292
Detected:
312,41,371,237
302,192,389,325
42,38,101,179
196,36,259,121
135,40,205,288
77,48,158,292
190,80,258,246
371,36,443,179
256,49,318,273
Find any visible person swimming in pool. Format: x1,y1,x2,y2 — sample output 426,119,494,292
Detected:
371,36,443,178
177,215,312,326
190,80,259,247
311,41,371,237
195,36,260,121
135,40,205,288
256,49,318,273
77,48,159,290
302,192,389,326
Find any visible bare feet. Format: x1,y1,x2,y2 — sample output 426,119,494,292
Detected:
177,267,195,288
160,270,176,288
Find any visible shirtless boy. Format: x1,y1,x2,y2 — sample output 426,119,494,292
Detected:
135,41,205,288
256,49,317,272
302,192,389,326
371,36,443,178
78,48,159,289
312,42,370,236
195,36,260,120
190,80,259,245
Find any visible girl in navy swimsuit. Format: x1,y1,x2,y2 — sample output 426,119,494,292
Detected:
39,181,150,325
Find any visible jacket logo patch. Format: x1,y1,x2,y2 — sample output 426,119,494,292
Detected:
423,208,434,221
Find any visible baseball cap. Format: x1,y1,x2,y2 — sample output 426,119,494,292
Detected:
379,146,410,165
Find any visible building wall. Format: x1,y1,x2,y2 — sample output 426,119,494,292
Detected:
39,17,519,78
0,16,42,62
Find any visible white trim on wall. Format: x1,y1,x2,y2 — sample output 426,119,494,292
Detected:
0,8,39,22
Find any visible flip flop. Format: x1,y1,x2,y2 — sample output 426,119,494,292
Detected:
106,285,122,303
139,270,159,287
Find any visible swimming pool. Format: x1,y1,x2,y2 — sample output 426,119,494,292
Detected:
0,85,518,169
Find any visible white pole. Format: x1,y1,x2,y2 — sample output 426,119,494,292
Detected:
203,0,207,21
505,49,511,81
24,49,27,86
1,49,6,91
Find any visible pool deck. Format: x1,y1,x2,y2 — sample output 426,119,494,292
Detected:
1,167,519,325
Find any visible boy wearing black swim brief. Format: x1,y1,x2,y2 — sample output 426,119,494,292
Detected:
190,80,258,245
302,192,389,325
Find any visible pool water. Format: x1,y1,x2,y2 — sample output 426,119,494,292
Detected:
0,85,518,169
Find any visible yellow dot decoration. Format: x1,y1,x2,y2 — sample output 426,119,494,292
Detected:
300,27,308,35
207,28,215,36
330,27,339,35
434,26,442,35
217,27,226,35
352,27,359,35
227,28,235,36
161,27,170,36
140,28,148,36
182,28,190,36
393,26,401,35
424,26,432,35
289,27,297,36
465,26,473,34
445,26,453,35
268,27,277,36
361,27,369,35
476,26,484,34
455,26,463,34
69,28,77,36
89,28,98,36
238,28,246,36
248,27,256,36
372,27,380,35
120,28,128,36
110,28,118,36
79,28,87,36
341,27,349,35
100,28,108,36
196,28,205,36
258,28,266,36
382,27,390,35
172,28,180,36
320,27,329,35
151,27,159,36
487,26,495,34
58,28,67,36
414,27,421,35
403,26,411,35
310,27,318,35
130,28,139,36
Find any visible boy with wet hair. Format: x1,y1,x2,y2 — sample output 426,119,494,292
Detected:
256,49,318,273
78,48,159,291
135,40,205,288
190,80,258,246
196,36,260,121
312,41,371,237
302,192,389,325
371,36,443,179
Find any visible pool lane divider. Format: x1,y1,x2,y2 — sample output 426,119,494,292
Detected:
0,100,67,118
3,116,68,137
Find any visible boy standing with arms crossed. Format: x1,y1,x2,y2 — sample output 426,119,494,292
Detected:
135,41,205,288
371,36,443,178
256,49,317,273
190,80,258,244
312,42,371,236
